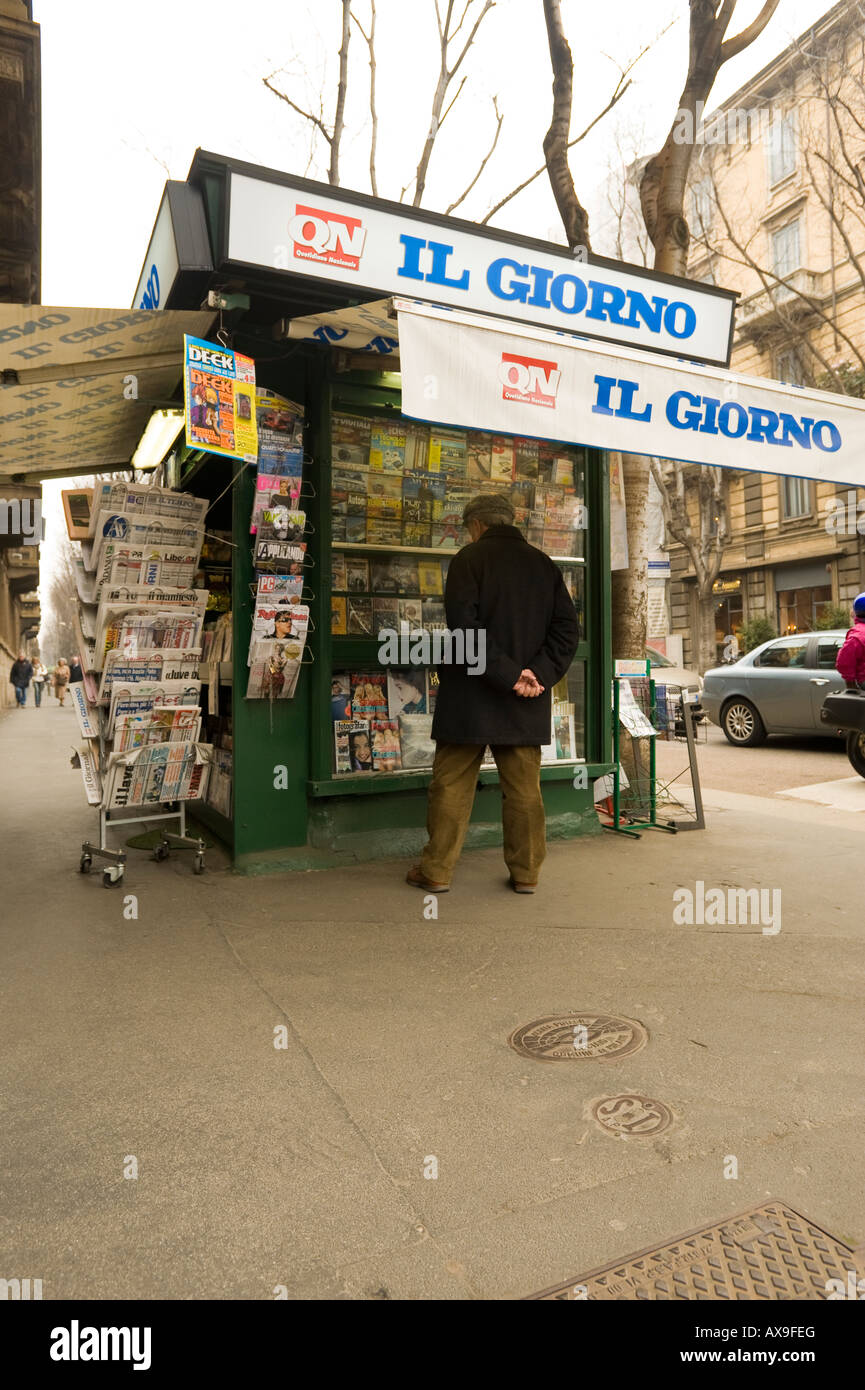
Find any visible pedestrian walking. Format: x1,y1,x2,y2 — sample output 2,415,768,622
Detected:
836,593,865,689
10,651,33,709
53,657,71,706
68,655,84,684
31,657,46,708
406,492,580,895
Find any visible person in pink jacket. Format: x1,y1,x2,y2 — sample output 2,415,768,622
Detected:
836,593,865,688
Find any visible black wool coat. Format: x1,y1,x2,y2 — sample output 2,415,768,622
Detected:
432,525,580,745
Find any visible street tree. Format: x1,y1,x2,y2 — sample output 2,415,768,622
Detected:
541,1,781,661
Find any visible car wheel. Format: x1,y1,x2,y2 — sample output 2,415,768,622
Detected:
721,698,766,747
846,731,865,778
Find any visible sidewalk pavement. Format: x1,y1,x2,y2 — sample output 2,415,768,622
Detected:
2,701,864,1300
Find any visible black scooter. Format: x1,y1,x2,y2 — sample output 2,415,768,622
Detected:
819,687,865,777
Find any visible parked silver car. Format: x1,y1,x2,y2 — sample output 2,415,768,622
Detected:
702,629,850,745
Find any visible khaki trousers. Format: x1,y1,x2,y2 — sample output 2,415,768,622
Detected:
420,743,546,886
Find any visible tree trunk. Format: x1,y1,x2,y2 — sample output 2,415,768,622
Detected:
695,584,718,673
610,452,651,660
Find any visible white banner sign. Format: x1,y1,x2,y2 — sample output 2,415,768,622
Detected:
396,302,865,488
228,171,735,365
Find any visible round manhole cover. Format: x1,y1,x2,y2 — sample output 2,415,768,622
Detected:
590,1093,674,1138
508,1013,648,1062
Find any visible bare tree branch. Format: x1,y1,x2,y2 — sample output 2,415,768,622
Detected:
481,71,632,224
330,0,352,184
720,0,782,63
351,1,379,196
541,0,591,249
412,0,495,208
263,72,332,143
445,95,503,214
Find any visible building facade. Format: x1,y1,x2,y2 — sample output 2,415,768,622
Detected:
668,0,865,669
0,0,41,702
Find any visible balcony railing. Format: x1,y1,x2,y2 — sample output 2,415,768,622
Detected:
738,269,822,329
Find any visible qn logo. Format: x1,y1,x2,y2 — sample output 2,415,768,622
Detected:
288,204,367,271
498,352,560,409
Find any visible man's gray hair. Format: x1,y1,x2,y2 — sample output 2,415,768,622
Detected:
462,492,515,528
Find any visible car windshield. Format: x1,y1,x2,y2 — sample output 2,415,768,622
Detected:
646,648,673,668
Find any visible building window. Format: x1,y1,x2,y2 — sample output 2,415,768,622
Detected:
690,177,714,237
781,476,810,520
771,220,801,280
777,585,831,634
768,111,797,185
775,349,805,386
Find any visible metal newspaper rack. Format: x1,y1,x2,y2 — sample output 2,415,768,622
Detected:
603,671,705,839
69,488,213,887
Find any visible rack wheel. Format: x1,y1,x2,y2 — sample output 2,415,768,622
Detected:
103,865,124,888
79,853,92,874
193,853,205,875
153,843,169,862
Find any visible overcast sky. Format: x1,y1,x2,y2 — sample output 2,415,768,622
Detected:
34,0,836,308
31,0,839,613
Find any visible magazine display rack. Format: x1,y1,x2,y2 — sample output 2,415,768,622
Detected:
327,411,587,777
68,483,214,886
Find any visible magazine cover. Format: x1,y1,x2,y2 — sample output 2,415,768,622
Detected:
347,597,374,635
367,473,402,501
426,668,440,714
366,516,402,546
331,553,347,590
250,474,301,533
467,434,493,482
331,596,347,634
371,719,402,771
351,672,388,718
399,598,423,628
389,557,419,594
255,387,303,472
490,437,515,483
401,521,432,547
345,514,367,543
402,470,446,521
429,429,467,477
330,674,351,723
345,557,369,592
256,572,303,601
369,427,406,473
332,442,368,467
251,599,309,644
421,598,446,631
255,506,306,545
332,414,371,447
373,596,400,631
403,422,430,471
417,560,443,596
387,668,427,717
514,438,540,481
397,713,435,768
334,720,355,774
253,537,306,567
370,558,398,593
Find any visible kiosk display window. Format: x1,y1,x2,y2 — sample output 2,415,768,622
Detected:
327,410,587,776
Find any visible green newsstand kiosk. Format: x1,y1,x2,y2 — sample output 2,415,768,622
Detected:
136,150,737,872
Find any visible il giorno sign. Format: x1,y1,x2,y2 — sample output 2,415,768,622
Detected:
226,171,736,367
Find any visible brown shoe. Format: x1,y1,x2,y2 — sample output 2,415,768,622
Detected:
509,878,537,894
406,865,450,891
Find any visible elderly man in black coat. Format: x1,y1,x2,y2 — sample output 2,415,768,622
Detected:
407,491,580,894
